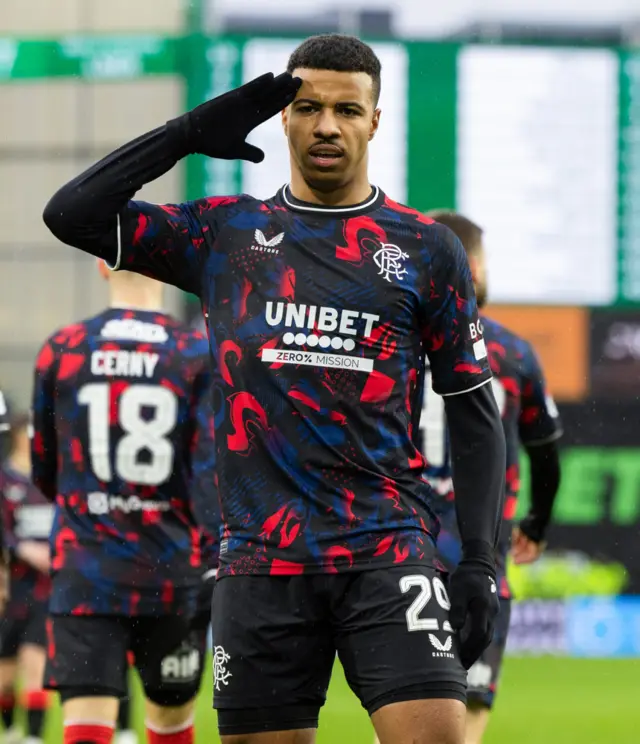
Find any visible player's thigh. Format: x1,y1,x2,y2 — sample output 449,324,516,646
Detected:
18,602,48,690
131,615,205,709
17,644,46,691
334,566,467,722
0,657,17,692
221,731,316,744
211,576,334,738
465,706,490,744
466,599,511,711
44,615,130,700
372,698,465,744
0,617,21,674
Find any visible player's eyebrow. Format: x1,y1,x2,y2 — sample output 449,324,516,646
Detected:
294,98,366,111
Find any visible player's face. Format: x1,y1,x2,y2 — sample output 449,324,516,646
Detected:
282,68,380,193
469,244,488,308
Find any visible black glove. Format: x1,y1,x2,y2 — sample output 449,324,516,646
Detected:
517,512,547,544
448,540,500,670
166,72,302,163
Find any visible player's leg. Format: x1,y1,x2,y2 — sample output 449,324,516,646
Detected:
44,615,130,744
114,658,137,744
18,644,49,744
463,599,511,744
18,602,52,743
0,617,21,743
0,660,18,744
334,567,467,744
211,576,335,744
132,615,209,744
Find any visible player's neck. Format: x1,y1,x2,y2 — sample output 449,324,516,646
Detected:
7,451,29,477
109,288,163,312
289,171,373,207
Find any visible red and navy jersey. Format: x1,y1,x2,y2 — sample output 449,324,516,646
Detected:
113,186,492,577
191,387,220,572
420,314,562,597
31,307,215,615
0,466,52,613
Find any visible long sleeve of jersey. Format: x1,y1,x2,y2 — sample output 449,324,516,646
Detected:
444,383,506,551
30,341,58,501
524,440,561,541
42,125,181,267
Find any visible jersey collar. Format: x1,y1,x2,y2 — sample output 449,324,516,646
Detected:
278,184,385,216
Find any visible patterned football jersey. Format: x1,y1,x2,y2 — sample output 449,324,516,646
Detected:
419,314,562,597
113,185,492,577
31,307,214,615
191,387,219,571
0,466,52,615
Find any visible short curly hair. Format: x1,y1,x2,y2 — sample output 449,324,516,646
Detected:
287,34,382,104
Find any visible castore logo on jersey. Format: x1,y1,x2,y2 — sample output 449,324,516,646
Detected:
251,229,284,254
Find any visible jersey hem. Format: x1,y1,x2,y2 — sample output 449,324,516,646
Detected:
438,376,492,398
216,557,437,578
522,429,563,447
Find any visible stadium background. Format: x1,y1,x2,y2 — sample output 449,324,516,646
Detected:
1,0,639,740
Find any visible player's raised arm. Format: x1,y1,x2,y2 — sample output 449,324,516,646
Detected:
30,341,58,502
512,344,563,563
423,223,506,669
42,73,301,294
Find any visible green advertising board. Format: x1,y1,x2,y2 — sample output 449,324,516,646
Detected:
0,35,179,79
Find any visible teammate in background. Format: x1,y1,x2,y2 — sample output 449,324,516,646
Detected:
31,262,214,744
43,34,506,744
422,210,563,744
190,386,219,647
0,413,53,744
0,390,12,462
0,390,12,741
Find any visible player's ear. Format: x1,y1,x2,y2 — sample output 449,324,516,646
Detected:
281,106,289,137
369,108,381,142
467,253,480,284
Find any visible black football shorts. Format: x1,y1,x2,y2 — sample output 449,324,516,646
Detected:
211,566,467,736
0,599,48,658
466,598,511,709
44,614,207,707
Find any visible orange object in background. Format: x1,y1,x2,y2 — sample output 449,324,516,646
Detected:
482,305,589,402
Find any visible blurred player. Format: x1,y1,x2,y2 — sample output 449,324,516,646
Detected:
189,386,219,652
422,210,563,744
0,389,11,463
42,34,506,744
31,262,214,744
0,413,52,744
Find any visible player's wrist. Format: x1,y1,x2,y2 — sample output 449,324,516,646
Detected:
165,115,195,159
518,513,547,544
460,539,496,575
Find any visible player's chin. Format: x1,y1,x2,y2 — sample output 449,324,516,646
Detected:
303,164,350,192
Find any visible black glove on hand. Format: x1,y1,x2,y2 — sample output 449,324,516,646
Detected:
166,72,302,162
517,512,547,544
449,540,500,670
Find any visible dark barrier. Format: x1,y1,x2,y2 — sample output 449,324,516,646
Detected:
519,401,640,593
